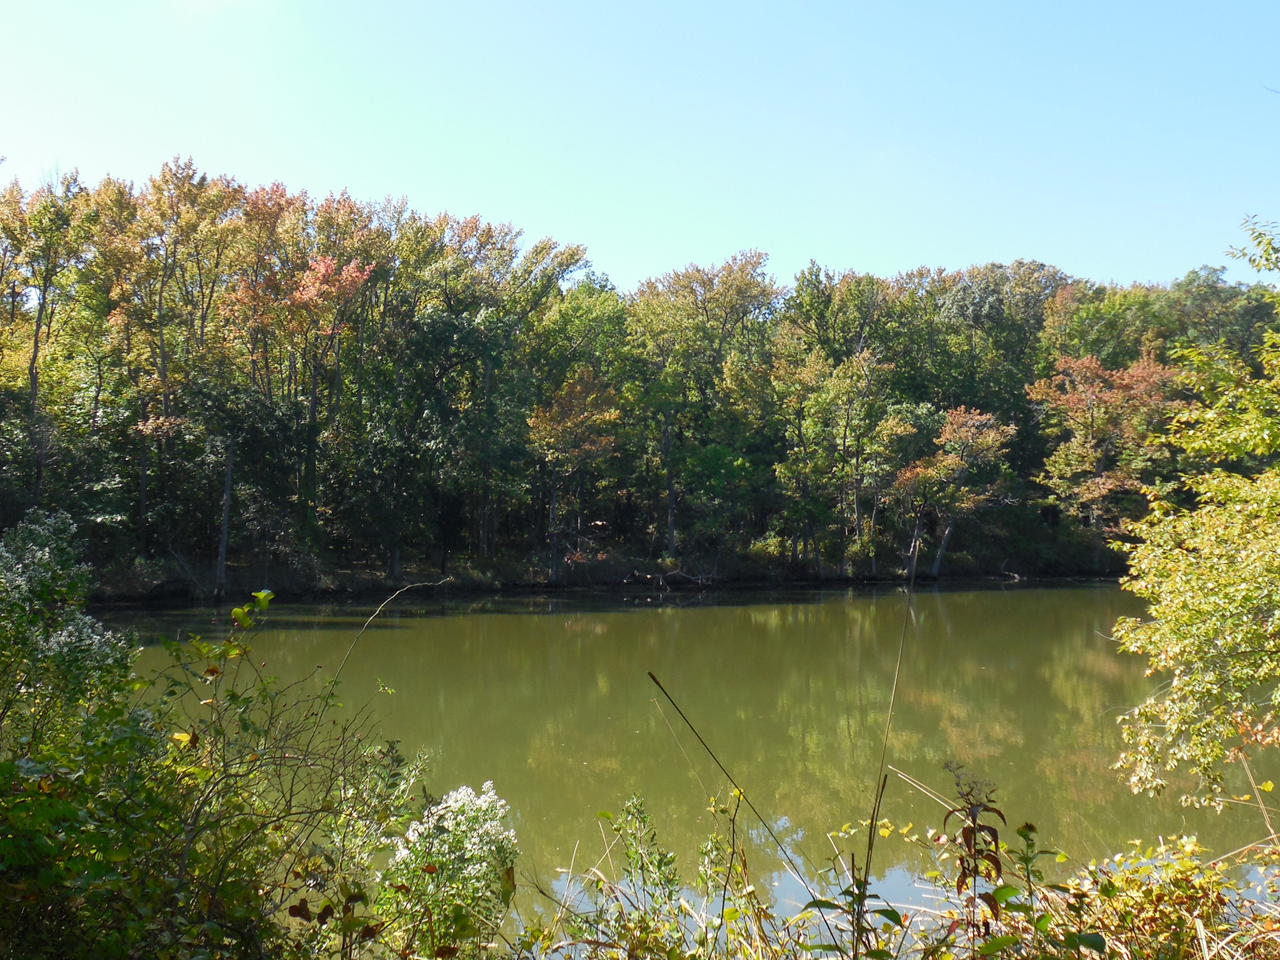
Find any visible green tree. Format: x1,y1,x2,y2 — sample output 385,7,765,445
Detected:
627,251,778,559
1116,331,1280,801
0,173,93,505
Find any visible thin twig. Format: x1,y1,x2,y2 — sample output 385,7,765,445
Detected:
887,765,953,810
333,578,453,682
1240,754,1277,844
856,539,919,954
653,697,713,801
646,670,839,947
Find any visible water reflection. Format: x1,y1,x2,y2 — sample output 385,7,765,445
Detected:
116,585,1268,889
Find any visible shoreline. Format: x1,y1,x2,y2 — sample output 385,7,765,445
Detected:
87,570,1124,612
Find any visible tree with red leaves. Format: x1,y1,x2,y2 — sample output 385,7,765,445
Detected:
892,407,1015,577
1027,354,1182,564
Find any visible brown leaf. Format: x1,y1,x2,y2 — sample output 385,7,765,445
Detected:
288,899,313,922
978,891,1000,920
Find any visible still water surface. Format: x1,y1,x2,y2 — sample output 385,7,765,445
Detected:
109,585,1269,897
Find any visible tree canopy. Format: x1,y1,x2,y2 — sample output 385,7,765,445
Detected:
1,160,1276,592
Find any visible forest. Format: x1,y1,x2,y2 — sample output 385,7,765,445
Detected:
2,159,1276,595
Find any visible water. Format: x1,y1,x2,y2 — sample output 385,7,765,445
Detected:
107,584,1270,906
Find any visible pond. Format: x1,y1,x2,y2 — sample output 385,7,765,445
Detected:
106,584,1271,906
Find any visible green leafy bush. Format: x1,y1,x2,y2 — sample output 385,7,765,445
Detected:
0,512,518,960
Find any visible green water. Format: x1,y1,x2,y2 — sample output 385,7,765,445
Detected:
110,585,1269,896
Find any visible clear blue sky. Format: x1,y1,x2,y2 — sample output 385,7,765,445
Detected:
3,0,1279,290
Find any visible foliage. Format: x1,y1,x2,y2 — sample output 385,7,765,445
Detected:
521,775,1280,960
0,512,517,959
1113,247,1280,802
379,782,519,959
1028,354,1182,541
891,407,1014,576
4,161,1276,589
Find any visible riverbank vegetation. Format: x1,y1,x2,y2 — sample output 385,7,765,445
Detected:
2,162,1277,595
9,510,1280,958
10,161,1280,955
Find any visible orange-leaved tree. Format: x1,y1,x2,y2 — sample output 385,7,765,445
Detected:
892,407,1015,577
1027,354,1181,565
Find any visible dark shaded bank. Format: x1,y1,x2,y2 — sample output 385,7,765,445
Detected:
89,570,1121,616
87,505,1126,606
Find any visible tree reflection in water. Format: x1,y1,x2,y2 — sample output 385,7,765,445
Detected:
122,585,1267,897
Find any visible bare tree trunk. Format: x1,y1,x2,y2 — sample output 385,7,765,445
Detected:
139,438,149,559
215,439,233,599
28,284,49,412
930,517,954,579
549,481,559,583
906,514,923,580
868,498,880,576
663,420,676,557
28,288,49,506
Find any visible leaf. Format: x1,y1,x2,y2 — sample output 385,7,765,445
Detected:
252,589,274,609
288,899,313,922
231,607,252,628
976,935,1018,954
978,892,1000,920
1076,932,1106,954
871,907,903,927
723,907,741,921
991,884,1020,905
803,899,845,912
1263,781,1275,793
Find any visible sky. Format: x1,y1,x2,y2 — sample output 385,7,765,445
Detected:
3,0,1279,291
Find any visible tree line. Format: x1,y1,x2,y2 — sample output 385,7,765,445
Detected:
1,159,1275,592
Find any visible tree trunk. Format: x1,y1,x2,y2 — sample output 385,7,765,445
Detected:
906,514,923,580
663,420,676,557
390,492,402,581
304,358,319,530
868,495,881,576
549,481,559,583
929,517,954,579
139,404,149,559
28,301,41,412
28,286,49,506
215,439,234,599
